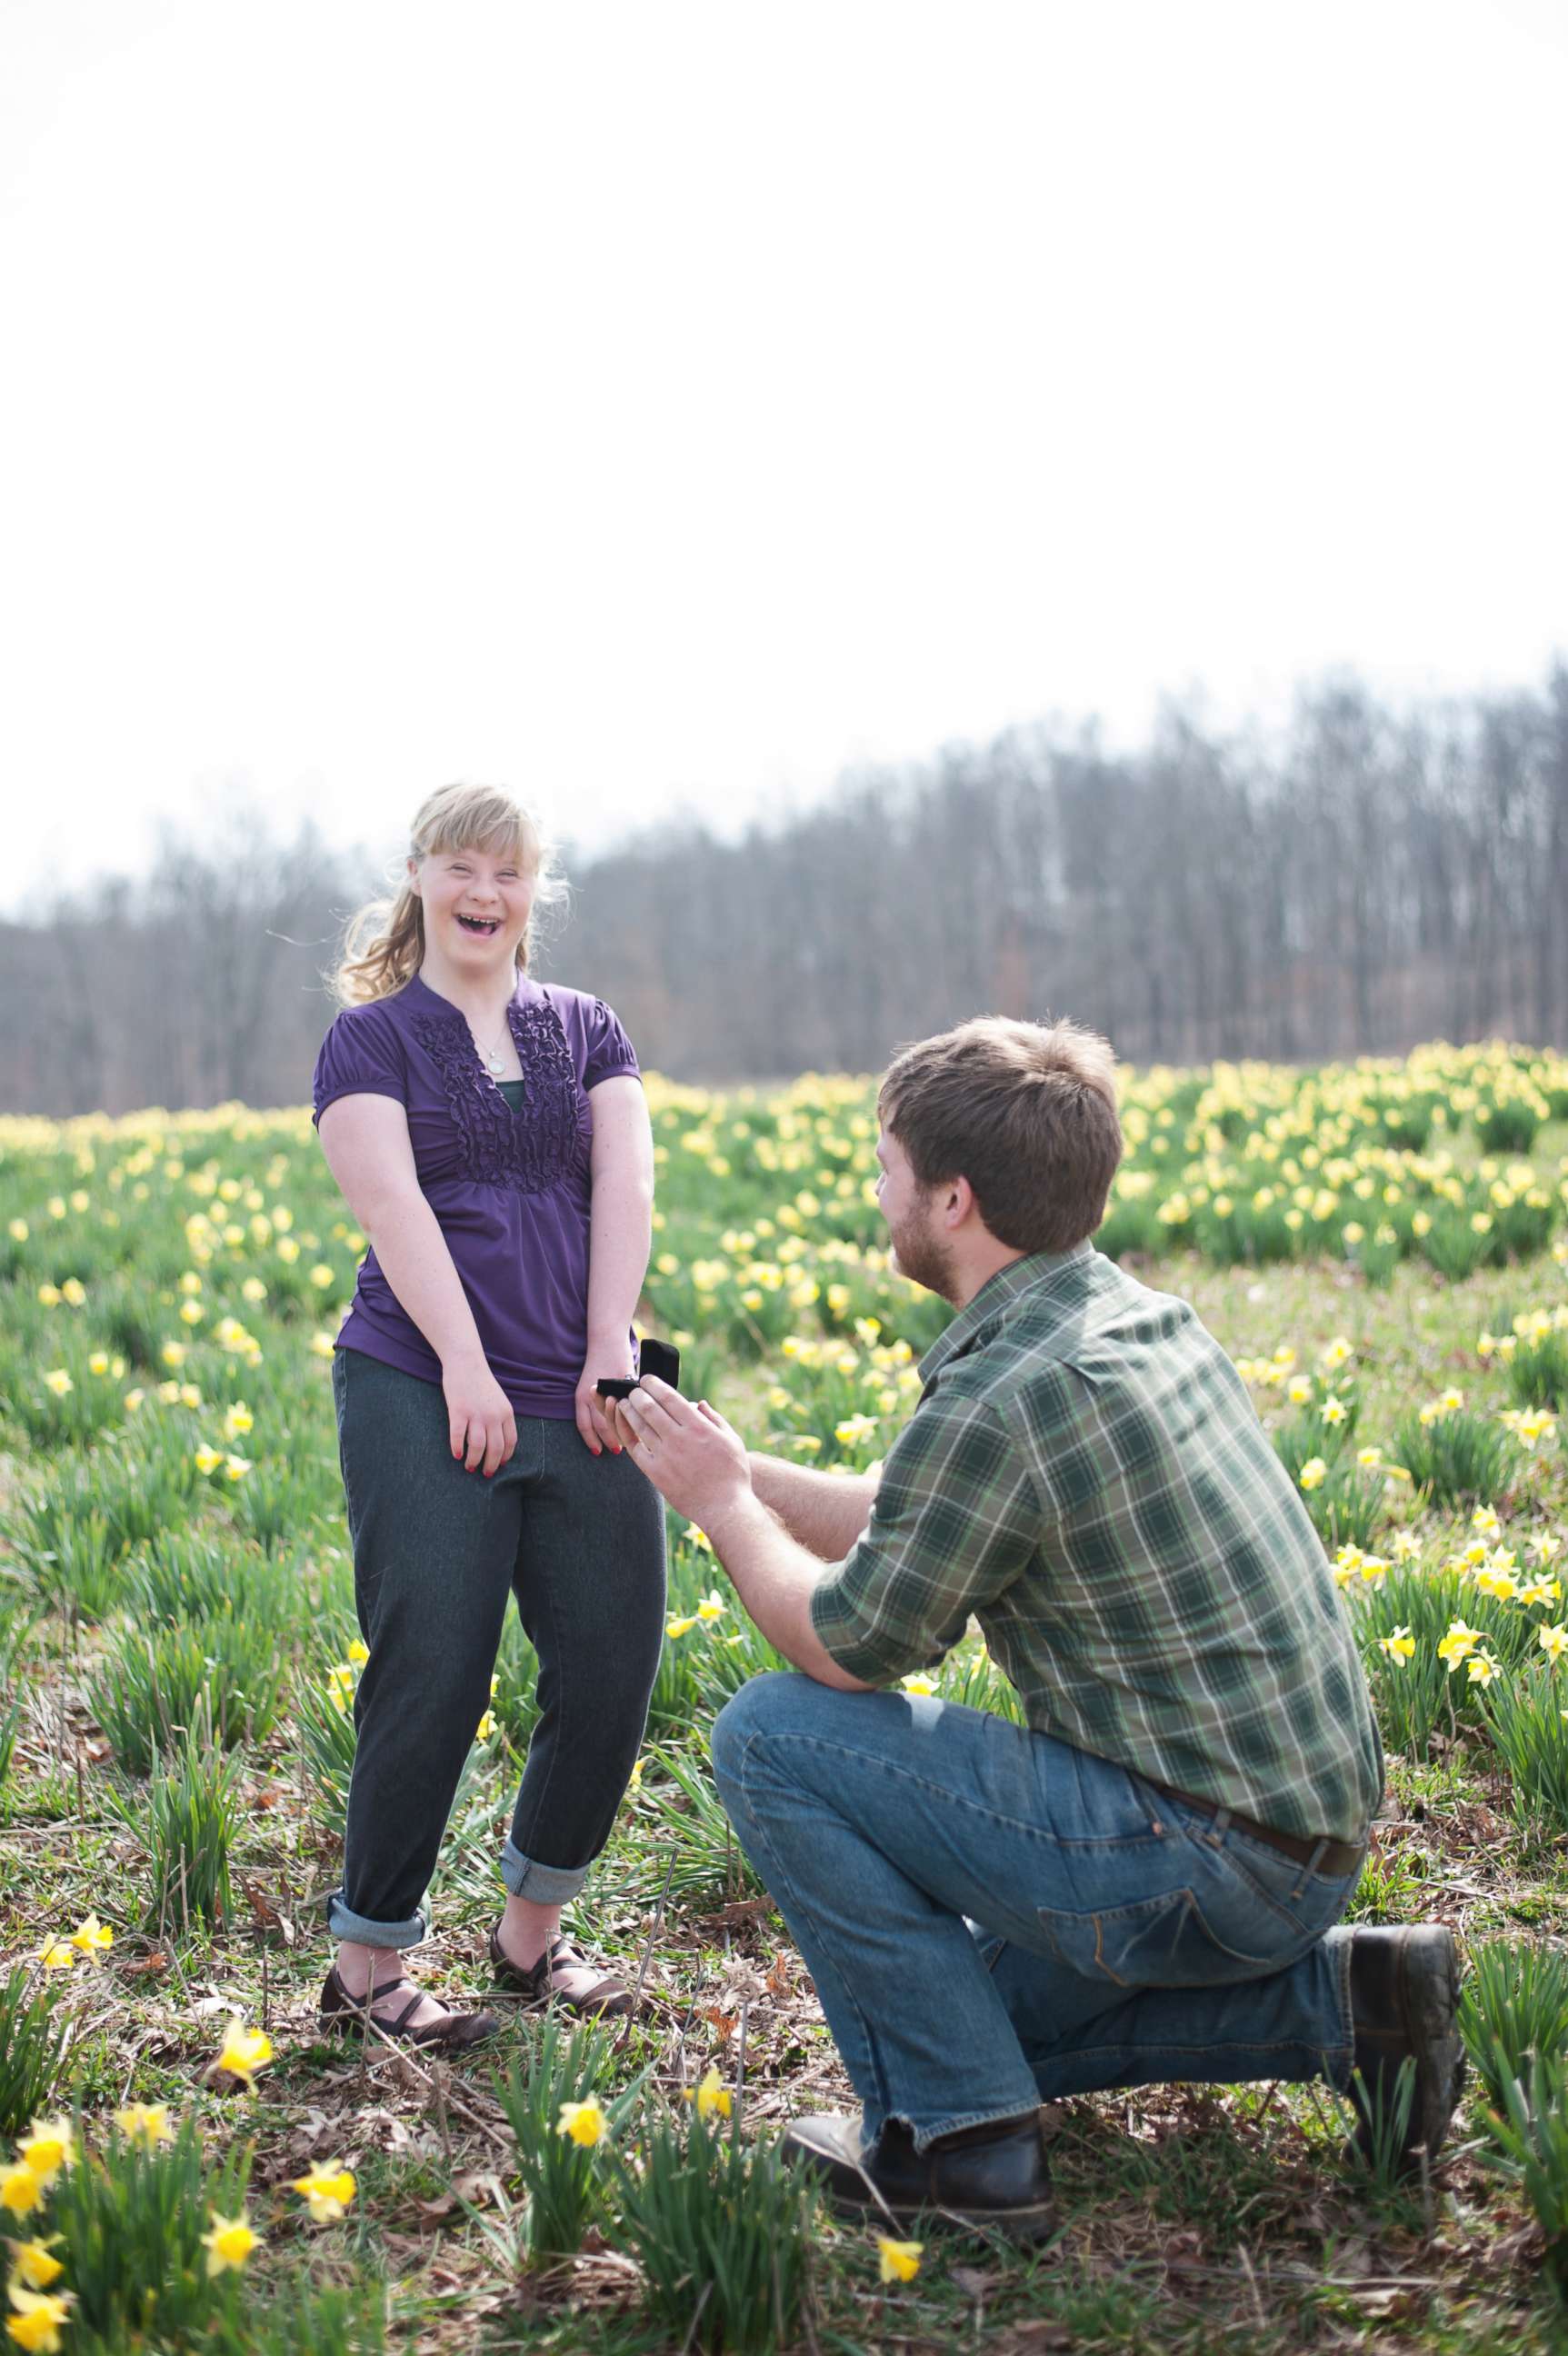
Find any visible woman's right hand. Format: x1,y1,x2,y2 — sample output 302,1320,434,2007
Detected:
443,1353,517,1476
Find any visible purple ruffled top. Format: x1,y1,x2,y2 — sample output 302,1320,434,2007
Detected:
312,971,642,1416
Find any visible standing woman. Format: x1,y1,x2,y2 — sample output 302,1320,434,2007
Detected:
311,784,664,2048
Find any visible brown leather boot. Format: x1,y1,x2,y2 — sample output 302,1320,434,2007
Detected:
1346,1924,1466,2173
783,2110,1055,2241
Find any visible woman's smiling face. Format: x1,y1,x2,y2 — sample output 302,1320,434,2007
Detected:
410,843,534,968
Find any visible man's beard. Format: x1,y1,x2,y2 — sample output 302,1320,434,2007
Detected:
888,1202,958,1303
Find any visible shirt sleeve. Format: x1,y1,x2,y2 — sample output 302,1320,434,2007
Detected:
311,1003,409,1126
809,1389,1041,1684
581,996,641,1091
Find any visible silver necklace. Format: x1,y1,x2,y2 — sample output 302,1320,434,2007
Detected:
472,1013,513,1076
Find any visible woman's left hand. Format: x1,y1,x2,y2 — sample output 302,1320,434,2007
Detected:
575,1337,634,1456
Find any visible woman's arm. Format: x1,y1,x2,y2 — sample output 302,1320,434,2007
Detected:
316,1093,516,1475
576,1073,656,1453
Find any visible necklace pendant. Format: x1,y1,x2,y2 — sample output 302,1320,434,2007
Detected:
485,1048,505,1075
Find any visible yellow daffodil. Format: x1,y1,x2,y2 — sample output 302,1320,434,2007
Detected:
194,1444,223,1475
834,1413,879,1447
223,1453,253,1481
665,1616,697,1640
877,2235,924,2282
688,2065,733,2120
474,1711,495,1742
6,2233,63,2290
67,1914,111,1958
223,1402,254,1439
42,1371,72,1399
1320,1396,1348,1426
1437,1620,1483,1672
201,2209,261,2275
291,2161,356,2222
35,1942,76,1973
0,2165,44,2219
695,1590,726,1621
1378,1627,1415,1663
14,2121,74,2190
1298,1457,1328,1492
214,2019,274,2089
1472,1504,1500,1534
7,2240,63,2291
345,1638,369,1665
556,2099,606,2147
113,2102,173,2150
1464,1649,1502,1689
1539,1624,1568,1664
900,1672,938,1696
5,2283,73,2352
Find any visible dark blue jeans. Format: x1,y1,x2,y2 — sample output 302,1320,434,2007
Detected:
326,1348,666,1948
712,1672,1364,2152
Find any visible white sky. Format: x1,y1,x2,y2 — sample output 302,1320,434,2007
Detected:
2,0,1565,914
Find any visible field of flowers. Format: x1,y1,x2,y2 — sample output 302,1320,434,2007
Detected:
3,1038,1568,2352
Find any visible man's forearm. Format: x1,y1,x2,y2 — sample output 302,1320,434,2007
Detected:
705,1492,875,1691
746,1453,879,1560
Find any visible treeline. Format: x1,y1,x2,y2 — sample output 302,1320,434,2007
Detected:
5,666,1566,1116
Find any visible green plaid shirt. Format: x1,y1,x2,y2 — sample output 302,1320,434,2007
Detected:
810,1244,1383,1842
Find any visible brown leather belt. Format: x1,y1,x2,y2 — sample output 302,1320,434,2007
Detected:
1152,1782,1366,1878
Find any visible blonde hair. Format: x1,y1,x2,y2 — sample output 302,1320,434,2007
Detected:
878,1014,1123,1253
331,784,567,1007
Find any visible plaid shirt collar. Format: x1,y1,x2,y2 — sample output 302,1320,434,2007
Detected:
918,1240,1094,1384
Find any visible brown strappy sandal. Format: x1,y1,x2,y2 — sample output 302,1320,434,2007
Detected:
319,1963,500,2050
487,1922,635,2018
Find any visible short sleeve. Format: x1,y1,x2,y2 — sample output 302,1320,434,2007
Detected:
582,996,641,1092
312,1003,409,1127
809,1391,1041,1684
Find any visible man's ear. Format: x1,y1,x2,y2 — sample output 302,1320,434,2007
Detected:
942,1175,976,1228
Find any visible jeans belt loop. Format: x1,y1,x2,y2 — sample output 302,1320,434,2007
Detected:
1290,1832,1333,1902
1154,1780,1363,1876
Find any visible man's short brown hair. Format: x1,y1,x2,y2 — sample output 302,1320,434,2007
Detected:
878,1015,1123,1255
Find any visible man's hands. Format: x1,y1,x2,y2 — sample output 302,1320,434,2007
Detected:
614,1375,753,1529
443,1353,517,1476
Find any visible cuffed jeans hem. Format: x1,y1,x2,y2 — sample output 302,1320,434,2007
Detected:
325,1890,427,1949
501,1837,590,1905
889,2101,1044,2157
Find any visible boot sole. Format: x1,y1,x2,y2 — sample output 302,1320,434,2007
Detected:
1352,1925,1467,2171
821,2179,1057,2243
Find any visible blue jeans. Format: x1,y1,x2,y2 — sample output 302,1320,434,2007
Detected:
711,1672,1363,2153
326,1349,666,1949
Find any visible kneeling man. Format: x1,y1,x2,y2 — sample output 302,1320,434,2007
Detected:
615,1017,1463,2238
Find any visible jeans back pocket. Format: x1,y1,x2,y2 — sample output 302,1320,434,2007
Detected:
1036,1884,1287,1991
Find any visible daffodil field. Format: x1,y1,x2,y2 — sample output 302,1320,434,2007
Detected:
5,1039,1568,2351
